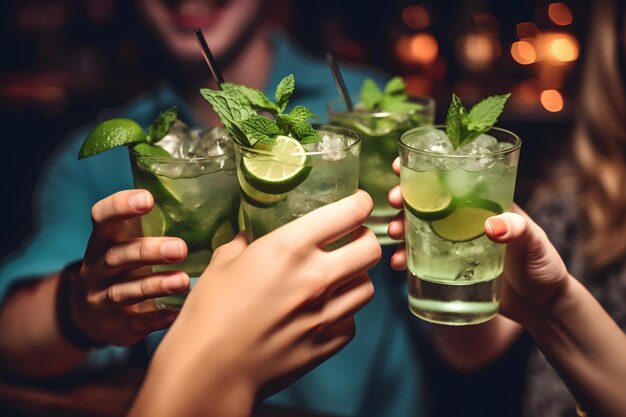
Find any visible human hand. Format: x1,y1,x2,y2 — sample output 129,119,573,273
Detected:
67,190,190,347
386,157,570,326
147,191,380,415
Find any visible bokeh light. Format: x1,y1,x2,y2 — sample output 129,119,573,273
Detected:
548,2,573,26
456,34,500,70
551,36,578,61
511,41,537,65
402,5,430,30
396,33,439,64
540,89,564,112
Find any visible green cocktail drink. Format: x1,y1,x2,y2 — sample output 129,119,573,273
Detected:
129,127,239,309
399,125,520,325
235,125,361,241
327,95,434,245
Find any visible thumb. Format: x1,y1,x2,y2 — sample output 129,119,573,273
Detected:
484,211,568,305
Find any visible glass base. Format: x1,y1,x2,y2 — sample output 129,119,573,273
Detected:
408,272,500,326
155,277,198,310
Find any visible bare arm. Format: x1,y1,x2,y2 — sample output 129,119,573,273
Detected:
526,276,626,417
0,275,86,378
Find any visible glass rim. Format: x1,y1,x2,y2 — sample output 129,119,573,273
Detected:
399,124,522,158
327,95,435,118
233,124,361,157
128,127,234,162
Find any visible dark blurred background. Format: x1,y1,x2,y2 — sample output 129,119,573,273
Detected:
0,0,586,259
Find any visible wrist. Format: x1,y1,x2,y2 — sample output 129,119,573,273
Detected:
55,260,105,350
145,337,256,417
523,274,580,336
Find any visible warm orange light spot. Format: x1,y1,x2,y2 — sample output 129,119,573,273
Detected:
540,89,564,112
402,5,430,30
551,37,578,61
516,22,539,38
396,34,438,64
548,2,573,26
511,41,537,64
456,34,500,70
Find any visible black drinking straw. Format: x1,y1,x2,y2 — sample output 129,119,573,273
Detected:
194,28,225,89
325,52,354,111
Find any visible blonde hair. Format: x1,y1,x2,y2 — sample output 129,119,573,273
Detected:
533,0,626,273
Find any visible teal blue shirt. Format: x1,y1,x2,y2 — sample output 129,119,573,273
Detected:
0,33,423,417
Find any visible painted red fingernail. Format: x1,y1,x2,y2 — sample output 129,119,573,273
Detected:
487,218,507,237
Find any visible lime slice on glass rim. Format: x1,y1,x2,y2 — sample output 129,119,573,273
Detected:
402,171,453,221
241,135,312,194
78,118,146,159
430,198,503,242
238,170,287,207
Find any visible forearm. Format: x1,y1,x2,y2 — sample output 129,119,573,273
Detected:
129,335,255,417
0,275,86,378
526,276,626,417
432,314,523,371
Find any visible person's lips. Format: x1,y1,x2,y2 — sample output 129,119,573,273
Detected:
164,2,227,31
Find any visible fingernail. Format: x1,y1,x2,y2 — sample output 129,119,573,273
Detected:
487,218,507,237
163,274,185,292
160,240,184,261
129,192,150,211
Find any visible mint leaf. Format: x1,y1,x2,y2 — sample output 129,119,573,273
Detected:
147,107,177,143
222,83,279,113
291,121,321,144
445,93,510,149
383,76,406,96
445,94,465,149
467,93,511,132
276,106,321,144
380,95,424,112
275,74,295,112
133,142,171,158
241,113,281,145
200,88,254,146
360,78,383,110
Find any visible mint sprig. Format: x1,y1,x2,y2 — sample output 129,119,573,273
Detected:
200,74,320,147
359,76,424,112
445,93,511,149
147,107,178,143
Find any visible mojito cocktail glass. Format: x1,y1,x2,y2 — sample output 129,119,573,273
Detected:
399,125,521,325
129,128,240,309
327,96,435,245
235,125,361,242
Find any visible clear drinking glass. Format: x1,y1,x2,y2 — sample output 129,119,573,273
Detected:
235,125,361,242
327,96,435,245
129,128,240,309
399,125,521,325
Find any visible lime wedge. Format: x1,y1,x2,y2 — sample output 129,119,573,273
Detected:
79,118,146,159
241,135,312,194
402,170,453,221
238,169,287,207
210,220,237,251
430,199,503,242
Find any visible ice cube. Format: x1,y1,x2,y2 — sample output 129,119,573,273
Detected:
455,134,497,156
190,127,233,158
155,119,199,159
404,128,454,154
314,132,351,161
488,142,514,153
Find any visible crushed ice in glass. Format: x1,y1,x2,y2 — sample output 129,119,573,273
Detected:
149,120,234,177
